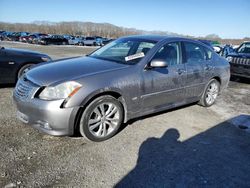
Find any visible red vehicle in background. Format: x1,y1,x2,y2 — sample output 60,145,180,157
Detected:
20,33,48,43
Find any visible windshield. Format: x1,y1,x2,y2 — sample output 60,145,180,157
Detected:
238,43,250,53
89,38,156,64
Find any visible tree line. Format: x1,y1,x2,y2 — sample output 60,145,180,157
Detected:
0,21,144,38
0,21,249,44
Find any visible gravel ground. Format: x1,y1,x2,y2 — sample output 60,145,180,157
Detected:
0,41,250,188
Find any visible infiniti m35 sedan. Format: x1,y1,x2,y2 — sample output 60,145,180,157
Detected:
13,36,230,141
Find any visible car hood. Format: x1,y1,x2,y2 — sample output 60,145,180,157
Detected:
26,56,129,86
5,48,47,57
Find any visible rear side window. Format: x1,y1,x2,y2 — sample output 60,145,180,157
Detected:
184,42,206,62
203,47,213,60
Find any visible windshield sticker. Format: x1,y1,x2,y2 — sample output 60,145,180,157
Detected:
125,52,145,62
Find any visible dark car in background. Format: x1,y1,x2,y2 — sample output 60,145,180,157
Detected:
19,33,48,43
0,31,5,39
28,33,48,44
0,46,52,84
226,42,250,79
0,31,13,41
13,35,230,142
39,35,69,45
6,32,30,41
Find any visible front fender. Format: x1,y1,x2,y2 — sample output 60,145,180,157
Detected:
63,86,124,108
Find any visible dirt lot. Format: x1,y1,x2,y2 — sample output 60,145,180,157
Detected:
0,41,250,187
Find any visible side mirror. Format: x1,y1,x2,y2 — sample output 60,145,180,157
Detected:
150,59,168,68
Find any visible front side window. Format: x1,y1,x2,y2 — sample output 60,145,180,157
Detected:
90,39,156,64
184,42,206,62
152,42,181,66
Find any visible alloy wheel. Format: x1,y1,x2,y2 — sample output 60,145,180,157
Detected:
88,102,120,138
205,82,219,105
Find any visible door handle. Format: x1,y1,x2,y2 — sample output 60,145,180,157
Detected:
176,69,186,75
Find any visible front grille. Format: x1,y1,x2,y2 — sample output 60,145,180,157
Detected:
231,57,250,66
14,78,37,100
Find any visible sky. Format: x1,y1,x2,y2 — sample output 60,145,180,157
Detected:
0,0,249,39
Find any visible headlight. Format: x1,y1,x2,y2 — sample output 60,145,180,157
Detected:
41,56,51,62
226,56,232,62
39,81,82,100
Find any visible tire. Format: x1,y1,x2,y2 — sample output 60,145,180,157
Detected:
79,95,124,142
17,64,34,79
199,79,220,107
62,41,67,45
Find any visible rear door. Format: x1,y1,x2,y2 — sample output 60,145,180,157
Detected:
182,41,209,99
141,42,187,110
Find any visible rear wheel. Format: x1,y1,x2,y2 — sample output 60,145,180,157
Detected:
17,64,34,79
79,96,124,142
199,79,220,107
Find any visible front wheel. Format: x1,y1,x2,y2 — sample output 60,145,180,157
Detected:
199,79,220,107
79,96,124,142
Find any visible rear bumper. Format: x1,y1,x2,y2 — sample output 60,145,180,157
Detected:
13,95,79,136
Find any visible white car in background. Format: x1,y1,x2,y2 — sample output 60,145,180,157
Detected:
80,37,97,46
68,37,84,45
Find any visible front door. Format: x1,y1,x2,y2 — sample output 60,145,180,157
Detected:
0,49,14,83
141,42,187,111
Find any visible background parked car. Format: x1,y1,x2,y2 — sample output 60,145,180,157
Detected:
0,46,52,84
0,31,12,41
7,32,30,41
80,37,97,46
29,33,49,44
68,36,85,45
0,30,5,40
226,42,250,79
38,35,69,45
221,44,235,58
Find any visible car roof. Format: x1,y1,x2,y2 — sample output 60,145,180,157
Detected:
119,35,200,43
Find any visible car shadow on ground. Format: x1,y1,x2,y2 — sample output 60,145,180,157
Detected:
115,114,250,187
0,83,15,88
230,76,250,84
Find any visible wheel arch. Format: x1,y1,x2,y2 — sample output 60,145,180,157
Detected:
213,76,221,84
73,90,128,133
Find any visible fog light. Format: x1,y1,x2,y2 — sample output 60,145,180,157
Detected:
37,120,52,130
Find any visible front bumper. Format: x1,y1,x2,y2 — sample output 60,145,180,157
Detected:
13,95,79,136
